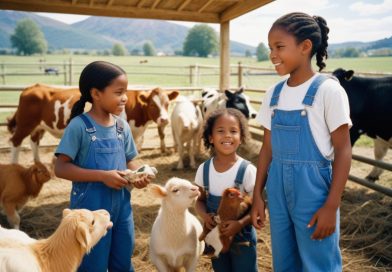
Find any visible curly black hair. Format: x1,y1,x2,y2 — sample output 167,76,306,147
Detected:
202,108,250,152
271,12,330,71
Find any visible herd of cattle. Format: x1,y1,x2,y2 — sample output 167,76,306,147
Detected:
4,68,392,181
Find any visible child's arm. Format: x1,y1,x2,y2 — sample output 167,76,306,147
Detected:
251,128,272,229
55,154,128,190
308,124,351,240
195,186,216,230
125,160,151,189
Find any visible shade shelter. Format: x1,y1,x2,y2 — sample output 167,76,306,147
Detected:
0,0,273,90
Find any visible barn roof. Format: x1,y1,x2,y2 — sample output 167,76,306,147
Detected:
0,0,273,23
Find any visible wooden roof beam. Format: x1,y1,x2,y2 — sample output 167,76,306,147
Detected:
137,0,147,8
220,0,273,22
89,0,94,7
0,1,220,23
177,0,191,11
151,0,161,9
199,0,213,13
72,0,78,5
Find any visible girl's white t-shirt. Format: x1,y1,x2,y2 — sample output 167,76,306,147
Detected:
256,73,352,160
194,157,256,196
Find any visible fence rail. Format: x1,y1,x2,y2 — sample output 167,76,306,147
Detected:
2,60,391,86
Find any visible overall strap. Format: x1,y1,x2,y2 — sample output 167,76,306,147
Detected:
114,115,125,140
234,159,250,189
79,114,96,134
269,80,287,107
203,158,212,193
302,74,329,106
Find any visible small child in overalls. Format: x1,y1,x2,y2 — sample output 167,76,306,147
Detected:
55,61,151,272
195,108,258,272
251,12,352,271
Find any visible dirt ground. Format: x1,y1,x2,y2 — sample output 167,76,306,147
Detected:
0,125,391,271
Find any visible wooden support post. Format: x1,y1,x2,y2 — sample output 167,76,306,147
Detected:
63,61,67,85
1,63,5,84
238,61,243,87
220,21,230,91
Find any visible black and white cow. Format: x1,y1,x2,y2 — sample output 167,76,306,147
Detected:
201,87,257,119
332,68,392,181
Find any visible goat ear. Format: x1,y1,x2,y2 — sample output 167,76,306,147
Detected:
62,208,72,218
345,70,354,81
150,184,167,198
76,224,91,252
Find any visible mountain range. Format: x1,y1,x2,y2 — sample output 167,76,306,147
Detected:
0,10,254,55
0,10,391,55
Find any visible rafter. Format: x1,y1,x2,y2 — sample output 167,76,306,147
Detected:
137,0,147,8
177,0,191,11
107,0,114,6
221,0,273,22
89,0,94,7
199,0,213,13
151,0,161,9
72,0,78,5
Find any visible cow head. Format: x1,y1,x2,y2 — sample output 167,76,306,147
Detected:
225,87,257,119
332,68,354,83
201,88,225,118
138,87,179,126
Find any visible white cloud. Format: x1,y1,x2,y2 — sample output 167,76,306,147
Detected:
328,16,392,43
350,0,392,16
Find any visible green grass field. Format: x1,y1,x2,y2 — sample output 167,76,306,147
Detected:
1,55,391,147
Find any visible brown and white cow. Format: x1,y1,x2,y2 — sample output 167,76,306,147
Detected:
7,84,179,163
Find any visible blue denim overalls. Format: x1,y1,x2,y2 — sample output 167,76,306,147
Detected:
70,114,135,272
203,158,258,272
267,75,342,272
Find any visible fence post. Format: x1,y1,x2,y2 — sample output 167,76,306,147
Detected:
238,61,243,87
63,61,67,85
68,58,73,85
189,65,194,86
194,63,199,86
1,62,5,84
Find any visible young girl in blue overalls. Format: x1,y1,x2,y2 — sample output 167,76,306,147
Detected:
55,61,150,272
251,12,352,271
195,108,258,272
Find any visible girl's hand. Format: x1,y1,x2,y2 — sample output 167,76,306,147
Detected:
308,205,337,240
101,170,128,190
220,220,242,237
133,173,151,189
203,213,217,230
251,196,266,229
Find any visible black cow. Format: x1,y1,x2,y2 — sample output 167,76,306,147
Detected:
332,68,392,181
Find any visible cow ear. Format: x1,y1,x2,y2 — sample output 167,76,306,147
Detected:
345,70,354,81
237,87,244,93
167,91,179,101
225,90,233,98
137,92,149,105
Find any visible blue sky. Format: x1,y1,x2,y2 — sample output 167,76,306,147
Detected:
37,0,392,47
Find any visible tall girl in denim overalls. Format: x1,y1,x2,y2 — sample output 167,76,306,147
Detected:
55,61,150,272
251,12,352,272
195,108,258,272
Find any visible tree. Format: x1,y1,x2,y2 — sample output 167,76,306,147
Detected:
112,43,128,56
183,24,218,57
256,42,269,61
143,42,156,56
245,49,252,57
10,19,47,55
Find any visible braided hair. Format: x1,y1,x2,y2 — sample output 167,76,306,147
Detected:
272,12,329,71
69,61,126,122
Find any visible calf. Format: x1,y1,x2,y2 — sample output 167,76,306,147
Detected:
170,96,203,169
150,178,204,272
201,87,257,119
332,68,392,181
0,208,112,272
7,84,179,163
0,162,51,229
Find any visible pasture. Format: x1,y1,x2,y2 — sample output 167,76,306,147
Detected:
0,55,391,270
